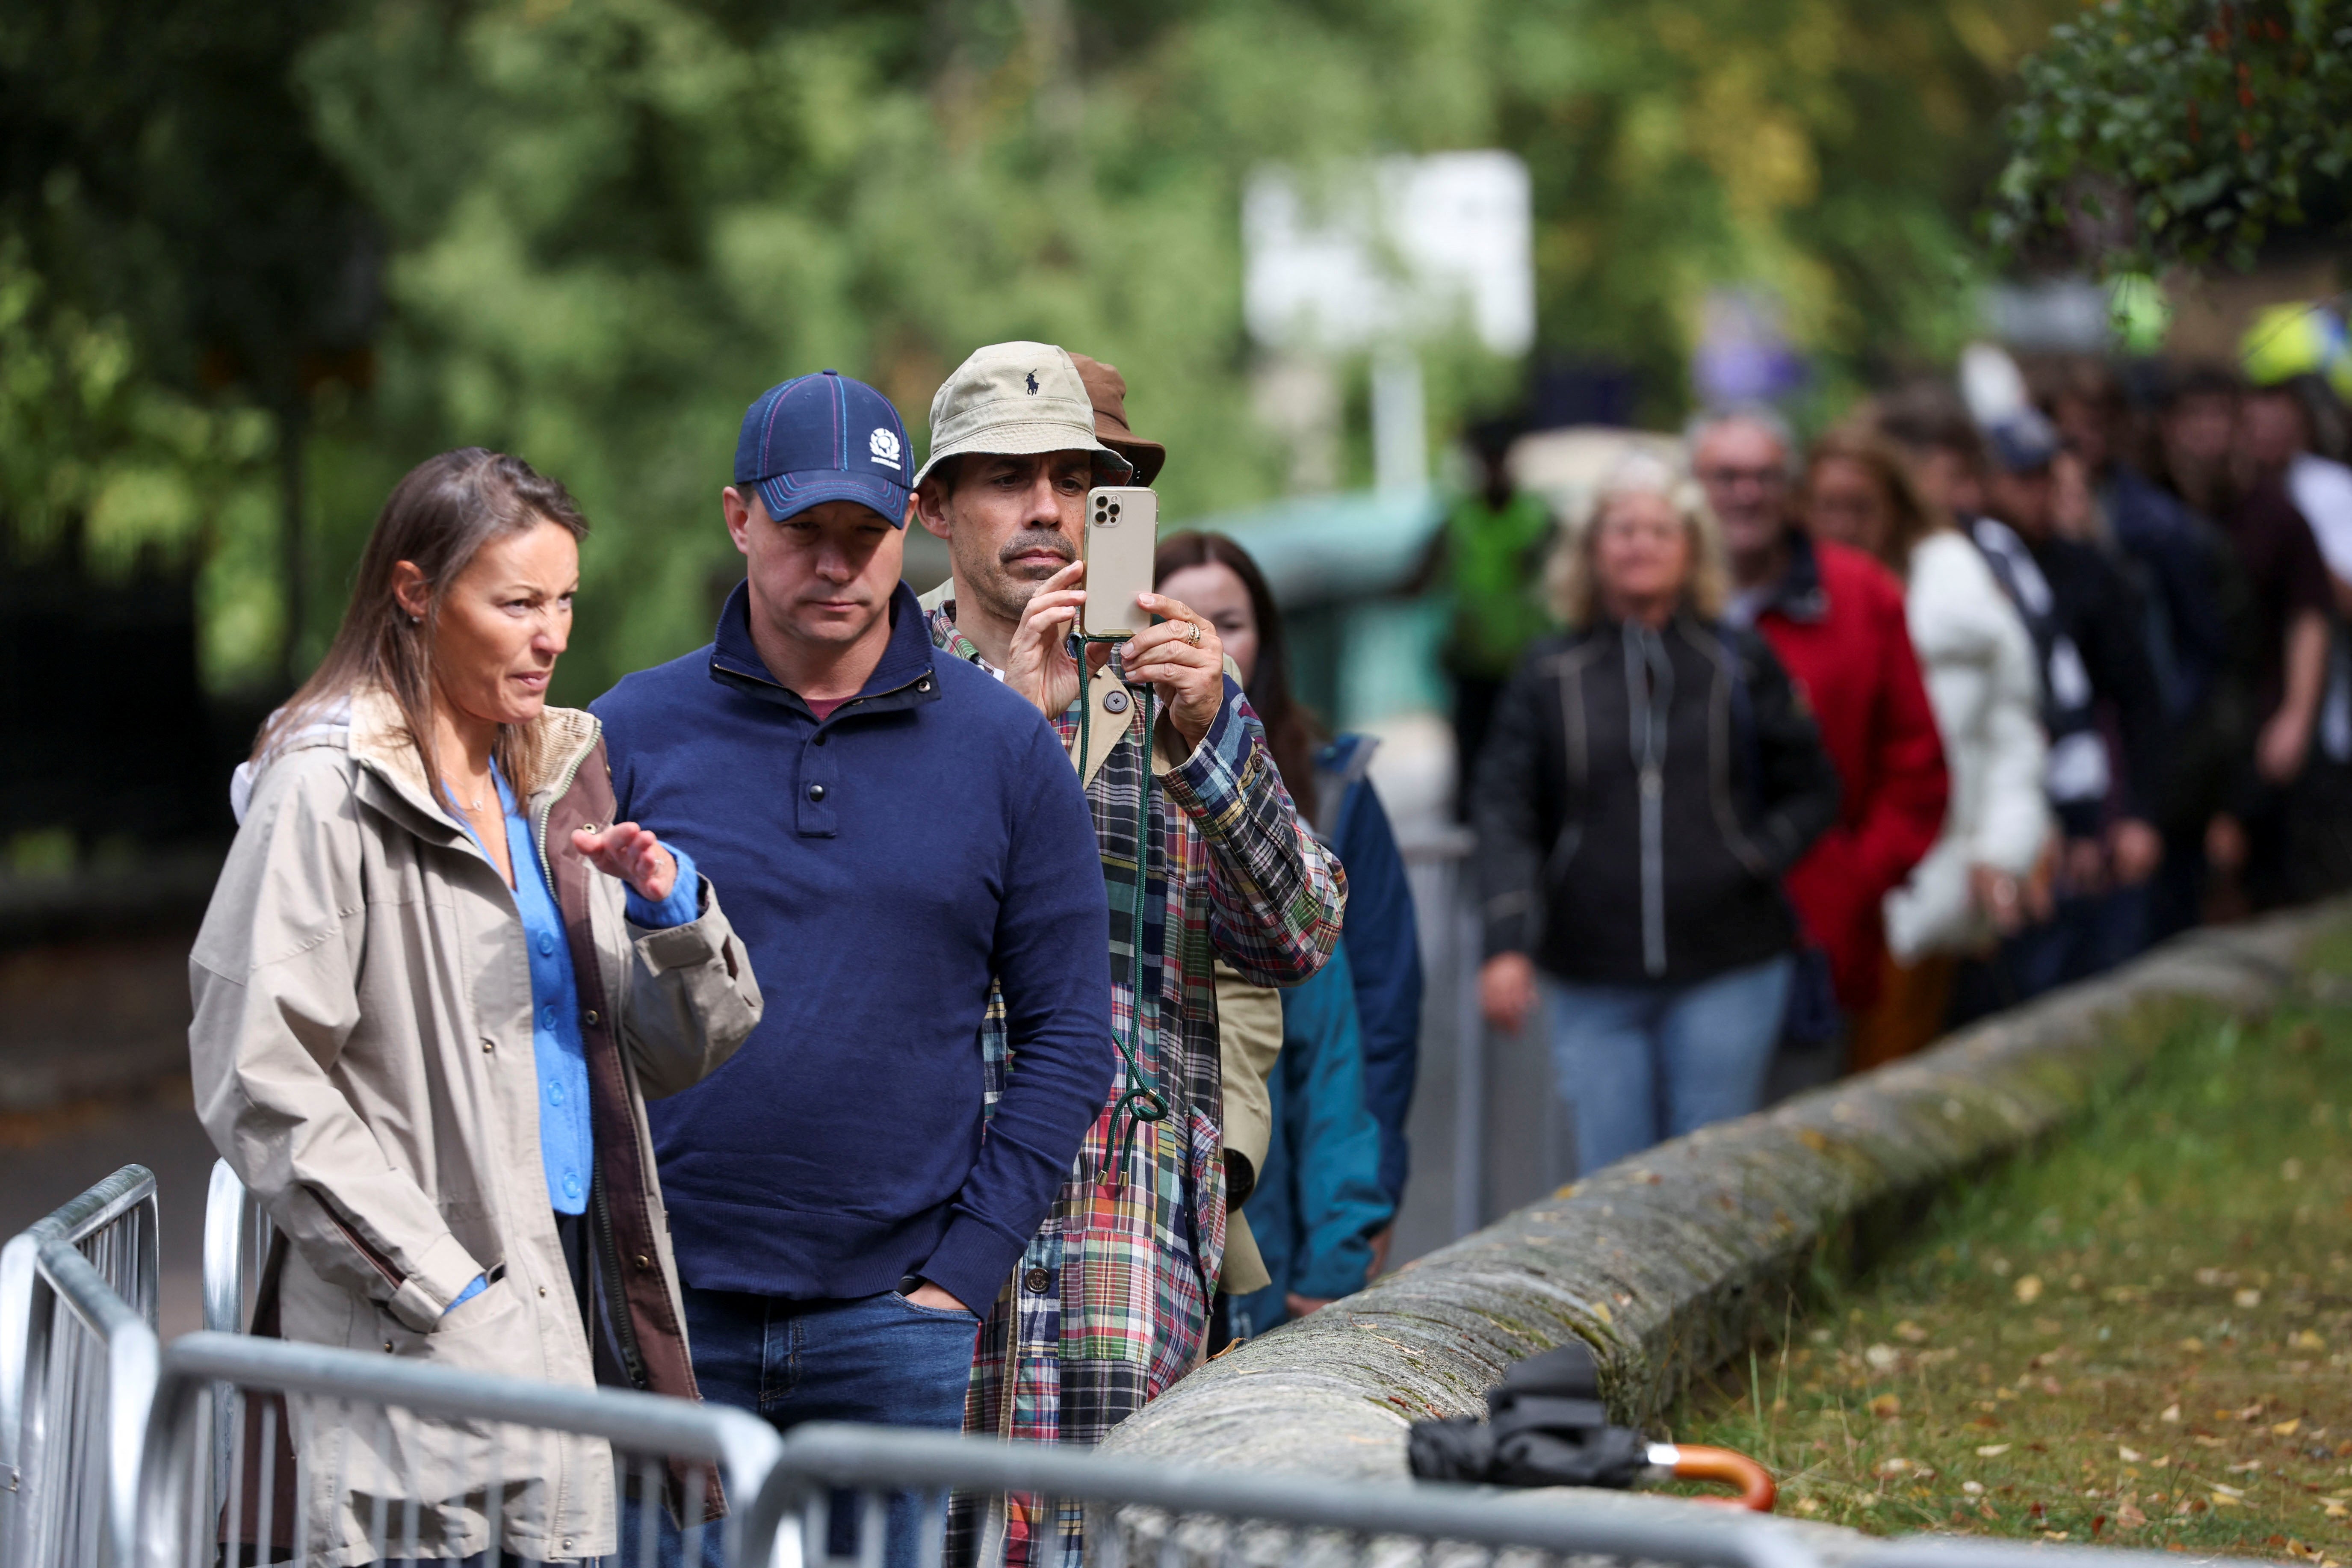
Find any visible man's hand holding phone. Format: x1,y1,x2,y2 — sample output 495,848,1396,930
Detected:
1005,517,1224,751
1005,558,1095,720
1123,592,1224,751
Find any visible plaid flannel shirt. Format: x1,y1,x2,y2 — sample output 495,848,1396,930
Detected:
927,603,1344,1568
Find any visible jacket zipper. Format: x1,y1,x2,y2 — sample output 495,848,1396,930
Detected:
532,733,651,1391
1640,764,1666,977
1628,628,1673,979
591,1172,649,1389
530,734,594,894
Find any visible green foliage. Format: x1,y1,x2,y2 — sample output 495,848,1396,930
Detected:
4,0,2082,697
0,241,287,686
1992,0,2352,274
285,0,2067,697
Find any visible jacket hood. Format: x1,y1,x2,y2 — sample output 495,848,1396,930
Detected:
230,685,600,827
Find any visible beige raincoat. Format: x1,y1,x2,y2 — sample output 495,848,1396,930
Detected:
190,688,762,1564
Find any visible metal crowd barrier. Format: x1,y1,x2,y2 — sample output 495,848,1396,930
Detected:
201,1159,272,1341
138,1331,792,1568
770,1420,1819,1568
1399,829,1484,1240
0,1165,162,1568
200,1158,275,1546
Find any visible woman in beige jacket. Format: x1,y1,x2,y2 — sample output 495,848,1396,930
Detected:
190,449,763,1565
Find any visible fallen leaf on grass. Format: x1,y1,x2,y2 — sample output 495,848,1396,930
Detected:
2293,1330,2328,1351
2181,1338,2206,1353
1895,1320,1929,1344
1978,1444,2013,1456
2016,1275,2045,1304
1864,1344,1900,1372
2276,1418,2303,1436
2117,1503,2148,1530
2238,1288,2265,1307
1870,1393,1902,1419
2121,1446,2144,1461
2162,1403,2182,1423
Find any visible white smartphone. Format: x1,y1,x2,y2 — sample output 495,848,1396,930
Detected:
1081,486,1160,639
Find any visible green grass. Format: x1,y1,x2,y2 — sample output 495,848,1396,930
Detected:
1664,959,2352,1561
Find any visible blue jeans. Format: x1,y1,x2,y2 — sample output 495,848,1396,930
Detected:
1543,955,1793,1176
621,1286,981,1568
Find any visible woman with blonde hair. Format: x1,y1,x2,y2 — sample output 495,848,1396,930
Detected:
1804,427,2050,1066
192,448,764,1563
1473,456,1841,1175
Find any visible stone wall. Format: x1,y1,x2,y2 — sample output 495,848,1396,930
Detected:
1101,909,2340,1481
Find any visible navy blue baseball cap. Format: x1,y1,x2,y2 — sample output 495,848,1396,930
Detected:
733,370,913,529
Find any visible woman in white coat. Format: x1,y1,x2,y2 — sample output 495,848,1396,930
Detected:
1803,428,2051,1066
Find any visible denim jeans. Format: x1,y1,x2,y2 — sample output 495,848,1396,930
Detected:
1543,955,1794,1176
620,1286,981,1568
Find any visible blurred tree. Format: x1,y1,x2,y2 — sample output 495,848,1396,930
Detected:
1496,0,2079,419
0,0,380,688
1992,0,2352,275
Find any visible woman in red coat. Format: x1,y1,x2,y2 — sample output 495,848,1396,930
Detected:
1693,412,1949,1061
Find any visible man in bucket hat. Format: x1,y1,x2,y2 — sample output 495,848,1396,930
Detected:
913,344,1345,1568
592,369,1116,1565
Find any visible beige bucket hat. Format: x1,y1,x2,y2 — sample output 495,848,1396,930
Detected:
912,341,1123,490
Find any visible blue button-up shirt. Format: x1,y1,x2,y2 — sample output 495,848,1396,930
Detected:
445,763,699,1307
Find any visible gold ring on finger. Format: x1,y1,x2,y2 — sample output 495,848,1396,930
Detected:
1186,620,1202,647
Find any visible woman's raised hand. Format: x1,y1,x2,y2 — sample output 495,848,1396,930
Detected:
573,821,678,903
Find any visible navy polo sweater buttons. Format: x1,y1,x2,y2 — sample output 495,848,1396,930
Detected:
808,783,827,801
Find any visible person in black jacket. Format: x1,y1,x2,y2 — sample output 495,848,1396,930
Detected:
1474,458,1842,1176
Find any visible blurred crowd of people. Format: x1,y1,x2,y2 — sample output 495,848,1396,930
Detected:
1457,353,2352,1175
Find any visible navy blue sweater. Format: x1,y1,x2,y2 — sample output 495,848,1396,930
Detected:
591,583,1114,1311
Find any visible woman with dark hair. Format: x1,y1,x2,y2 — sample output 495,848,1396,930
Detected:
192,449,763,1563
1803,429,2049,1066
1155,530,1419,1335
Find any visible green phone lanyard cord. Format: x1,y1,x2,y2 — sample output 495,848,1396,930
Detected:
1073,633,1170,1190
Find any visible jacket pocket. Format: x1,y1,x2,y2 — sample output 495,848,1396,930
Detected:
367,1274,532,1373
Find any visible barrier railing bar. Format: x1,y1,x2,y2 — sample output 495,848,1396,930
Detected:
139,1332,794,1568
762,1422,1820,1568
0,1165,157,1568
22,1241,158,1568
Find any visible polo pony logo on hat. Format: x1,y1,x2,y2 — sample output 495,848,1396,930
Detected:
1025,371,1039,395
869,427,902,470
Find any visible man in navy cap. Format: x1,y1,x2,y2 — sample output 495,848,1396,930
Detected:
590,371,1114,1552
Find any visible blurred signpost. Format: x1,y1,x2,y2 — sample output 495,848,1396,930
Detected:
1242,152,1535,491
1239,153,1535,1244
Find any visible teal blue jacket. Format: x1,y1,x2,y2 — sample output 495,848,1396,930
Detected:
1228,942,1395,1336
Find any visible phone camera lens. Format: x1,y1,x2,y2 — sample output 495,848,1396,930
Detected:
1109,503,1122,517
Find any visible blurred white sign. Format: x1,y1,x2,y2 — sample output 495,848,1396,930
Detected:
1243,152,1534,357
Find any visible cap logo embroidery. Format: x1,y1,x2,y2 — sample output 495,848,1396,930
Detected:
1025,371,1040,395
868,427,902,470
